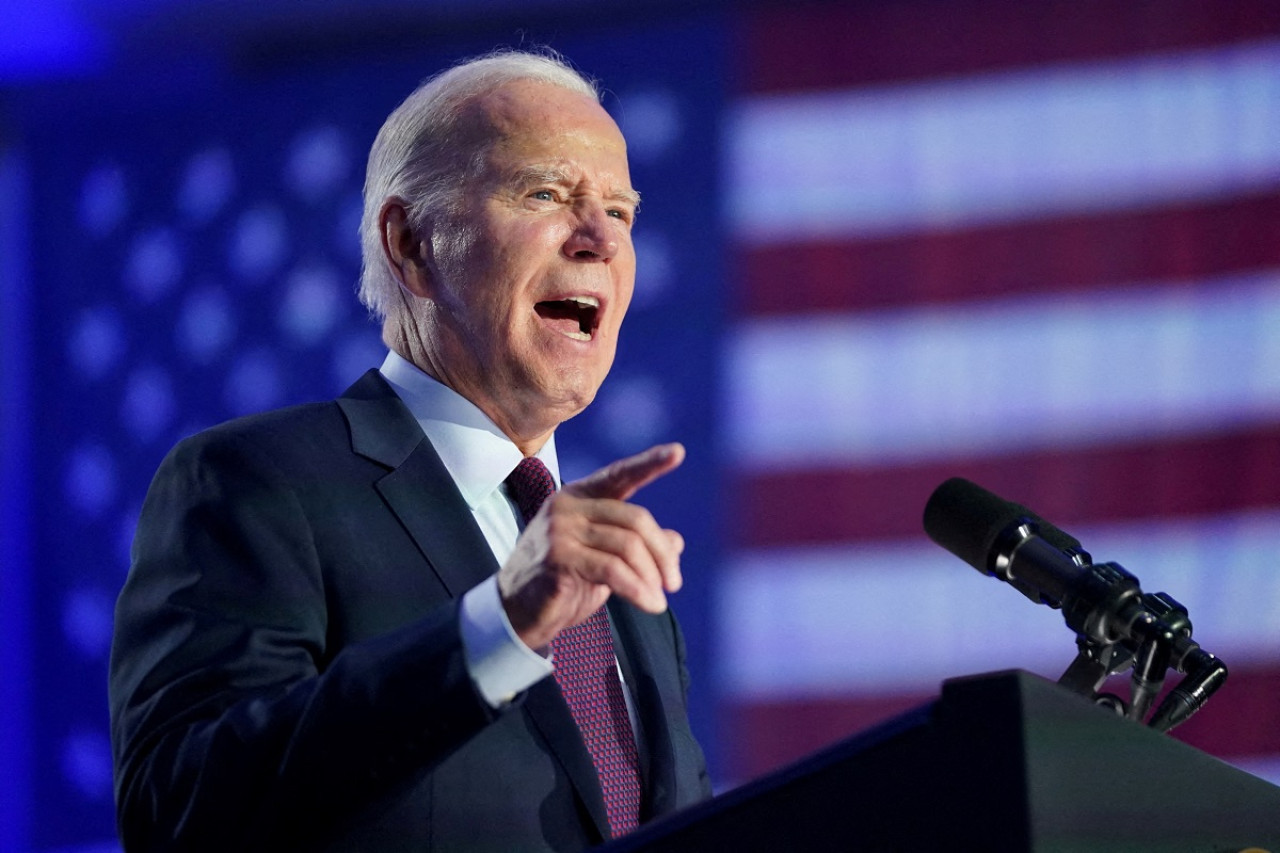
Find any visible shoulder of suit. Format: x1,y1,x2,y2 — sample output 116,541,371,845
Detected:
162,398,350,476
198,398,344,442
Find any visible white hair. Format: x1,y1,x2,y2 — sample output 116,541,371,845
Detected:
357,49,600,331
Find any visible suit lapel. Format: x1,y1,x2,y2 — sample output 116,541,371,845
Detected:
608,602,652,788
338,370,498,597
376,451,499,597
609,600,681,821
337,370,612,840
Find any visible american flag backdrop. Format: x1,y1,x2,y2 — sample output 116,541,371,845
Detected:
715,0,1280,787
8,2,1280,849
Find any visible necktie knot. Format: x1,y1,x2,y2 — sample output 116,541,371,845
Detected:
506,456,556,524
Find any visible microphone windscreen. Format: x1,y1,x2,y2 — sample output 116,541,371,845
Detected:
923,477,1020,572
922,478,1082,572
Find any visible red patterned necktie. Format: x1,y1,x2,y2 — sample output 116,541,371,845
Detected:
505,456,643,838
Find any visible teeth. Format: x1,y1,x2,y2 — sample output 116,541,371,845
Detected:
565,330,591,341
564,296,599,309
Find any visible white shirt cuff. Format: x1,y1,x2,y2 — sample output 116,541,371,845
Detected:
460,575,554,708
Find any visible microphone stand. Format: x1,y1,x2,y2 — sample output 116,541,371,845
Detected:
923,477,1229,734
1040,544,1229,732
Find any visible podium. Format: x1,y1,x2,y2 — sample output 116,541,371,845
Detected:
609,671,1280,852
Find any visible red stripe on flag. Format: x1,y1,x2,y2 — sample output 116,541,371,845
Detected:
734,192,1280,316
737,0,1280,94
729,423,1280,547
724,663,1280,782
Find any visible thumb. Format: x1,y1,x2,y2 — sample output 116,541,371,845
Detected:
566,442,686,501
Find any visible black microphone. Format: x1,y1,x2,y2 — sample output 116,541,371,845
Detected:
921,477,1121,620
922,477,1084,559
922,477,1227,731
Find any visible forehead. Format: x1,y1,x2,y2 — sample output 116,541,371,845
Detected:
464,79,632,182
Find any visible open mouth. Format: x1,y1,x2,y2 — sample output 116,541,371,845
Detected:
535,296,600,341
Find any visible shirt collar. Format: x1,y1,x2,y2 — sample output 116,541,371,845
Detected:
378,350,560,509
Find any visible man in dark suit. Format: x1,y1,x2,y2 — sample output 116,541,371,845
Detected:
108,49,711,851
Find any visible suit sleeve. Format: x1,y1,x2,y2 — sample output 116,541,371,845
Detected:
109,428,495,851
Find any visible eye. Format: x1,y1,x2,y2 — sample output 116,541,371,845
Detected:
530,189,556,202
607,207,635,225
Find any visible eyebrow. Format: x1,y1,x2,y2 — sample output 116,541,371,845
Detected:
511,165,641,209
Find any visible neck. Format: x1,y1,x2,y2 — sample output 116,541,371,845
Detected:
387,338,556,457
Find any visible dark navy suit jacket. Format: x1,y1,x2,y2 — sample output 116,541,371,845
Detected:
109,369,710,852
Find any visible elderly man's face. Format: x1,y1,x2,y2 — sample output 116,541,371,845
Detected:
423,79,638,446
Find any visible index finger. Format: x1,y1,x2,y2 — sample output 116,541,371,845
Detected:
566,442,685,501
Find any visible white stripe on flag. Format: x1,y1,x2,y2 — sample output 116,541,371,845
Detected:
725,270,1280,469
727,40,1280,242
717,509,1280,699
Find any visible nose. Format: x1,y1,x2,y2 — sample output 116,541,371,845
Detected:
562,201,619,262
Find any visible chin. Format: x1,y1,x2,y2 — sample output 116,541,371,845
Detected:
543,377,604,422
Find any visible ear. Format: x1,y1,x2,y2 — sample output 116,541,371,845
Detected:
379,198,434,298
